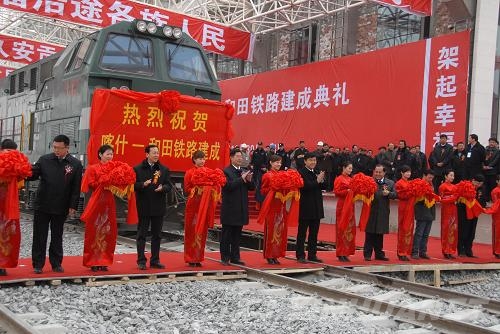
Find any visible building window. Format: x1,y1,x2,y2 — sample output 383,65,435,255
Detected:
288,24,317,67
376,5,422,49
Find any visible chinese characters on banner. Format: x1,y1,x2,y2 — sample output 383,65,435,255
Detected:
0,34,64,64
0,65,16,78
371,0,432,16
426,31,470,154
87,89,232,171
220,31,470,154
0,0,253,60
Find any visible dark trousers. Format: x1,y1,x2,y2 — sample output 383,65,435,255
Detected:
296,219,320,259
458,215,478,256
220,225,243,261
136,215,164,265
363,232,385,259
432,174,444,194
32,210,66,269
412,220,433,256
485,174,496,202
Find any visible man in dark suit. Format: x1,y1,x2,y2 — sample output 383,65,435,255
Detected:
296,152,325,263
363,164,397,261
429,134,454,192
29,134,83,274
134,144,172,270
220,147,254,265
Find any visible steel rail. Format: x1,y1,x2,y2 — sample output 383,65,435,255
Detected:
244,267,499,334
0,304,41,334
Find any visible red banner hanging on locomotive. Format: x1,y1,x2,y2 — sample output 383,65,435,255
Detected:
0,0,254,61
220,31,470,154
88,89,232,171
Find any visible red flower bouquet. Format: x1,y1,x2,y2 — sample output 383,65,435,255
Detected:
270,169,304,191
455,180,476,201
191,167,227,188
411,178,439,207
0,150,32,180
159,90,181,115
351,173,377,200
98,161,136,188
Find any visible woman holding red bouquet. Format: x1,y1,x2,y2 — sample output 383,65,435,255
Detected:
334,161,354,262
81,145,137,272
439,170,458,259
487,175,500,259
259,155,285,264
0,139,32,276
184,151,226,266
395,165,414,261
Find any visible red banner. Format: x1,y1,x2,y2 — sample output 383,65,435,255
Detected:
0,66,16,78
371,0,432,16
88,89,232,171
221,31,470,154
0,34,64,64
0,1,253,61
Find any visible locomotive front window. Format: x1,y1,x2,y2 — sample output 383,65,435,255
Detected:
100,34,154,74
165,43,211,84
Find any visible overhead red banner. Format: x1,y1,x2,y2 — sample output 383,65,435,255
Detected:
221,31,470,154
371,0,432,16
0,34,64,64
0,0,254,61
0,66,16,78
88,89,232,171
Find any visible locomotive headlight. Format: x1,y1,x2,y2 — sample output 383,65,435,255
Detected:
163,26,173,37
172,27,182,39
136,20,147,32
146,22,157,34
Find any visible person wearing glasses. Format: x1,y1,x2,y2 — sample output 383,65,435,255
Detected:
29,135,83,274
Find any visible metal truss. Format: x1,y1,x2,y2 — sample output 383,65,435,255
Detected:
0,0,368,69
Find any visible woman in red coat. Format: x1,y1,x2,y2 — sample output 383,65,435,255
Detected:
81,145,116,272
439,170,458,259
260,155,285,264
487,175,500,259
334,161,354,262
395,165,414,261
184,150,208,267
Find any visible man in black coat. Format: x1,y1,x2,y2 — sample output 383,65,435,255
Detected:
134,144,172,270
483,137,499,201
429,134,454,192
363,164,397,261
220,147,254,265
29,135,83,274
465,134,485,180
412,170,436,259
296,152,325,263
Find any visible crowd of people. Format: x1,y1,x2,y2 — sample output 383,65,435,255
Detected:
0,132,499,277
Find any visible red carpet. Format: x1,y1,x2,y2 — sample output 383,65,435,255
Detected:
234,219,500,265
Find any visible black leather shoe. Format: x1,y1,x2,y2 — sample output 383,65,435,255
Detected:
230,260,245,265
221,260,230,266
273,259,280,265
150,263,165,269
419,254,430,259
188,263,197,267
398,256,409,261
375,256,389,261
495,254,500,259
364,257,371,261
52,266,64,273
466,254,477,258
411,254,420,259
34,268,43,274
0,269,6,276
195,263,202,267
266,258,274,264
91,266,99,272
297,258,307,263
308,257,323,263
138,264,147,270
100,266,108,271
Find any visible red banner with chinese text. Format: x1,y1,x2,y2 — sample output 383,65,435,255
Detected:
220,31,469,154
371,0,432,16
87,89,232,172
0,34,64,64
0,1,253,61
0,66,16,78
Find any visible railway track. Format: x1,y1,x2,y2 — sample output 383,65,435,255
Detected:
0,304,41,334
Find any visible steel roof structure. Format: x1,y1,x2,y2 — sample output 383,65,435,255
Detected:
0,0,367,68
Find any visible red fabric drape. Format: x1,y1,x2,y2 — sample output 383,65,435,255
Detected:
334,175,355,257
486,186,500,255
183,167,223,263
396,179,415,257
0,182,20,268
439,182,458,255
